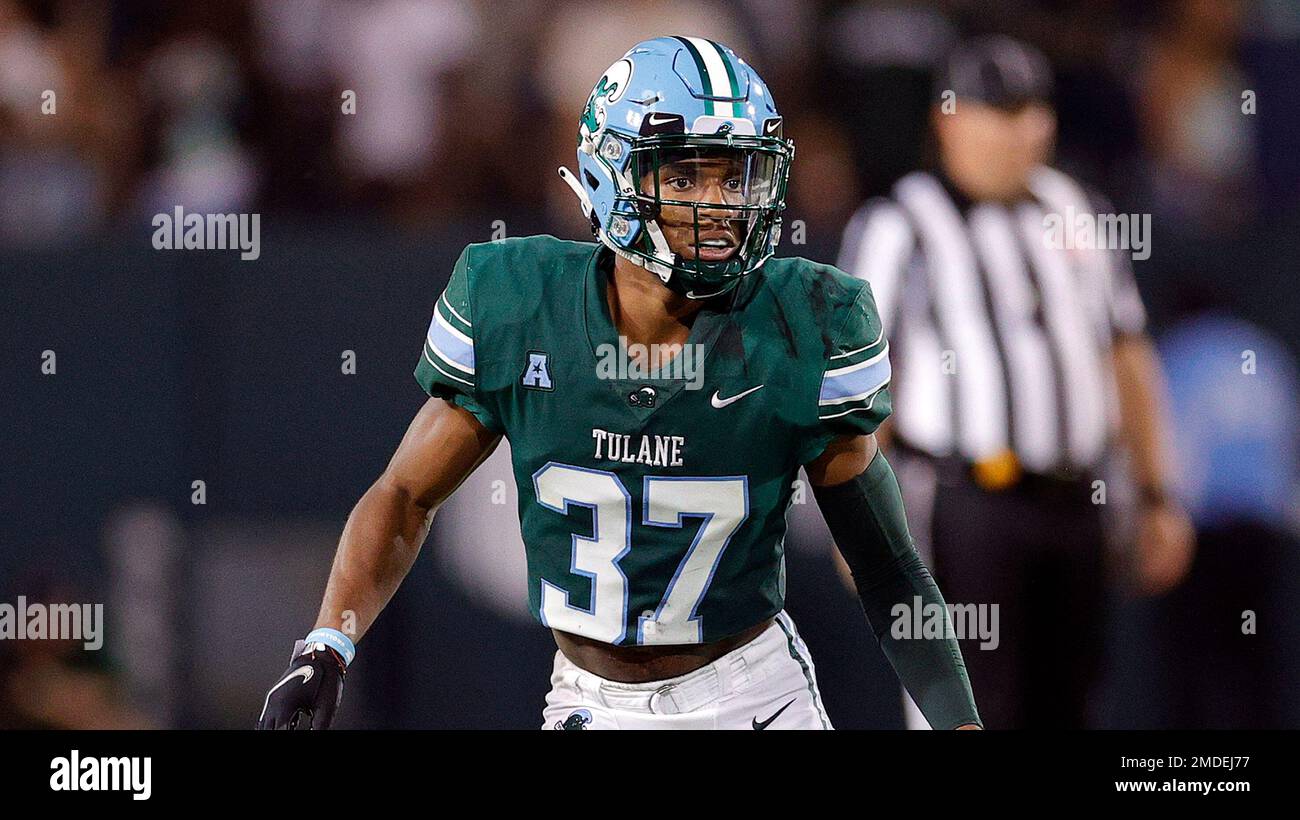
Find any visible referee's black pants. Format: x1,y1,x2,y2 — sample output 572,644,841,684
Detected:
896,449,1108,729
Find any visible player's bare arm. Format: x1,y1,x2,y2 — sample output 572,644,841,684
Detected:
257,398,498,729
807,432,983,730
317,397,500,642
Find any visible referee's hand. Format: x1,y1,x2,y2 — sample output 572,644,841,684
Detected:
1135,500,1195,596
257,643,347,730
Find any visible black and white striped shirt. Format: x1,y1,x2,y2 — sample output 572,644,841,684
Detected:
837,168,1148,474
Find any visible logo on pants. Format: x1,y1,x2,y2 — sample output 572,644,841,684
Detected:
555,709,592,730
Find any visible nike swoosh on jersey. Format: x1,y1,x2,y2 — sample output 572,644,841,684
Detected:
710,385,764,408
752,699,796,730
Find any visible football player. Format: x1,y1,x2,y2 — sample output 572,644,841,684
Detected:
258,36,980,730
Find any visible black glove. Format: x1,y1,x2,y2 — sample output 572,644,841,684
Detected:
257,640,347,730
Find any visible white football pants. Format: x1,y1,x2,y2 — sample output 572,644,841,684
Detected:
542,611,832,730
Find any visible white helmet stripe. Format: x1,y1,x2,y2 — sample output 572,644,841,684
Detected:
684,37,739,117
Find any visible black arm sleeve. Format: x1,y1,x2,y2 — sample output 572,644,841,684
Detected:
812,449,982,729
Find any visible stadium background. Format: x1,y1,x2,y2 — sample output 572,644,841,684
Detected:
2,0,1298,728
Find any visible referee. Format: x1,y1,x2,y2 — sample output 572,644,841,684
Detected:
837,36,1195,728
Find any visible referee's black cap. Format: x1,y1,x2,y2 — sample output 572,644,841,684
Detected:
935,35,1054,110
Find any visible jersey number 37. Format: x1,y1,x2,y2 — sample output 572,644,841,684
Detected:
533,462,749,645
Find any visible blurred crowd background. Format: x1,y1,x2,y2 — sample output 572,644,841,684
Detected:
2,0,1298,729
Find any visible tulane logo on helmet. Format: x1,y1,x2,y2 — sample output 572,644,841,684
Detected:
558,36,794,299
580,58,632,139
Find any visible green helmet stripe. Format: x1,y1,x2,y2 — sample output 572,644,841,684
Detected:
679,36,745,118
673,36,715,116
687,37,741,118
684,36,731,99
712,40,743,118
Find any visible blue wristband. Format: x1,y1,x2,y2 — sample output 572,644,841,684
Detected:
303,628,356,667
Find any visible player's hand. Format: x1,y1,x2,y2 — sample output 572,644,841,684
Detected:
256,642,347,730
1135,500,1195,596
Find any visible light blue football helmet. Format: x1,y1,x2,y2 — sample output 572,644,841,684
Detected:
559,36,794,299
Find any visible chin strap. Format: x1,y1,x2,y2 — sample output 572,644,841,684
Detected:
640,219,676,284
560,164,677,285
562,163,746,300
557,166,593,219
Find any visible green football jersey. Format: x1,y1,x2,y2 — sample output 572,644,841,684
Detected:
415,235,891,646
